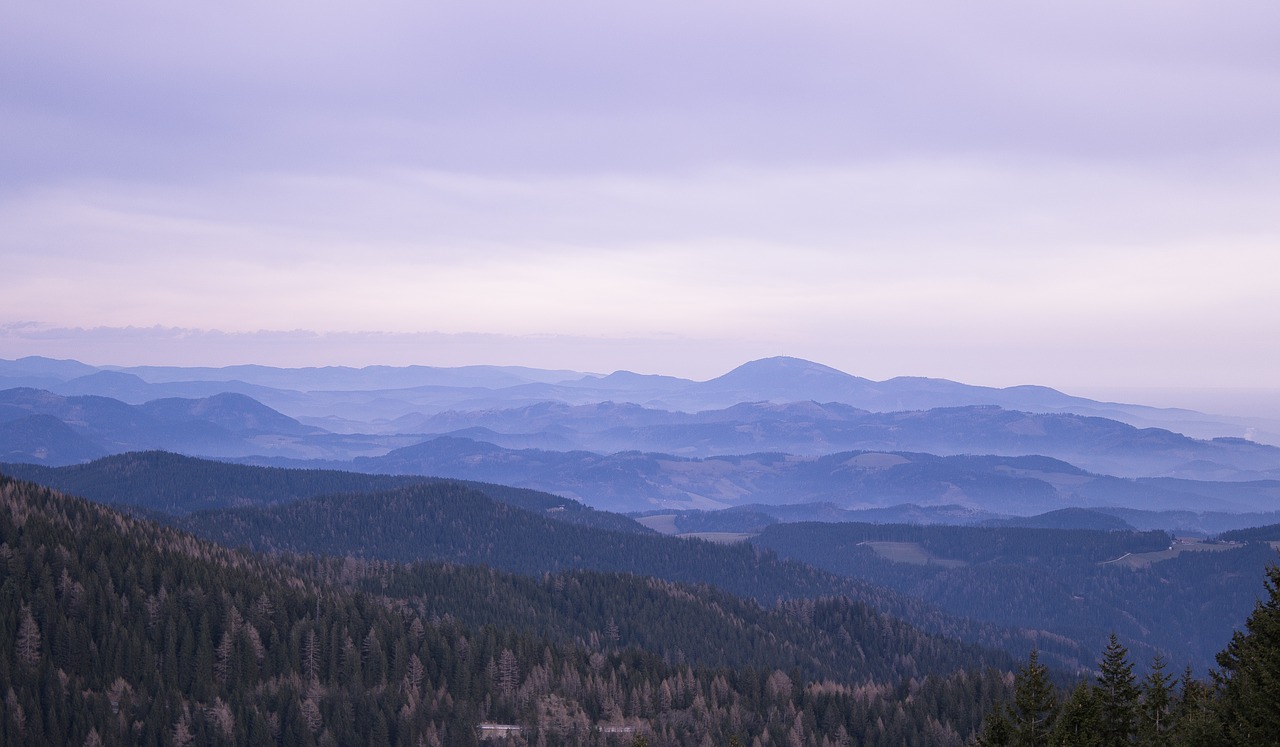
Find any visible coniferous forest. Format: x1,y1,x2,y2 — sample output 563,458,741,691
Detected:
3,457,1279,745
1,474,1011,746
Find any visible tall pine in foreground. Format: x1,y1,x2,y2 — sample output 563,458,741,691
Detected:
1136,654,1172,746
1095,633,1137,746
1215,562,1280,743
1011,649,1056,745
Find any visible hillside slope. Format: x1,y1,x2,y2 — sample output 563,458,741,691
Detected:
0,474,1012,745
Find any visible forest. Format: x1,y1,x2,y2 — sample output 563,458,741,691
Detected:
1,474,1013,745
3,453,1280,745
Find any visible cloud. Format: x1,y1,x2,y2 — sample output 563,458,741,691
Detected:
4,1,1278,187
2,1,1279,390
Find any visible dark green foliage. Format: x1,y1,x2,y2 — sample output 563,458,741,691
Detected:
0,474,1014,746
1170,668,1219,747
0,450,650,533
981,555,1280,747
1216,521,1280,542
753,521,1279,672
1011,649,1057,745
1,451,433,514
1051,681,1102,747
164,478,1032,665
975,704,1014,746
1136,655,1172,746
1215,562,1280,744
1096,634,1138,746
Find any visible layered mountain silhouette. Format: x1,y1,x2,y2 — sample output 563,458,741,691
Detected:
4,355,1280,518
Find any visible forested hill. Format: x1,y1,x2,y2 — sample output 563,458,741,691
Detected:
1216,522,1280,542
166,480,1082,668
0,452,1097,668
750,522,1280,673
0,450,648,534
0,474,1014,746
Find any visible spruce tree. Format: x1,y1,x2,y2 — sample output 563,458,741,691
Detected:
1136,654,1172,746
1051,682,1101,747
1169,667,1219,747
1011,649,1057,746
975,703,1013,747
1095,634,1137,747
1215,561,1280,744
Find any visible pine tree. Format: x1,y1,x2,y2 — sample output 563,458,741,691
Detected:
975,703,1013,746
1215,561,1280,744
1169,668,1218,747
1136,654,1172,746
1011,648,1057,745
1095,634,1137,747
1051,681,1101,747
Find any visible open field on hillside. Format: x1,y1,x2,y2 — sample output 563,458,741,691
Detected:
1103,539,1244,568
859,540,967,567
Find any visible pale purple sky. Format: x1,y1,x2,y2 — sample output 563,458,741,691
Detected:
2,1,1279,394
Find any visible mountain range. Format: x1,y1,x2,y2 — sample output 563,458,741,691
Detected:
4,355,1280,521
4,355,1274,442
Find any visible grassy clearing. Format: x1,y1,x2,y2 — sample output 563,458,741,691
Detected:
859,541,967,568
636,514,679,534
1103,539,1245,568
679,532,756,544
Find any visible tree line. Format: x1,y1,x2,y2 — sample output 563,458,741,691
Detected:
977,560,1280,745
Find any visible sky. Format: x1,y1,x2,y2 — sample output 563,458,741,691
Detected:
2,1,1279,397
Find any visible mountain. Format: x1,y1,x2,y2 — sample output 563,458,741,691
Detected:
639,504,1128,536
0,413,107,465
0,473,1015,746
4,453,1064,665
25,450,1269,674
748,520,1280,673
401,400,1280,480
270,436,1280,516
138,392,322,437
684,356,878,406
5,355,1272,447
0,387,251,460
0,450,649,534
9,380,1280,515
980,507,1136,531
0,355,99,389
51,370,162,401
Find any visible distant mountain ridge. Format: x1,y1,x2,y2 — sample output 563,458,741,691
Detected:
229,436,1280,518
6,380,1280,517
4,354,1272,445
0,450,649,534
0,387,322,459
402,399,1280,479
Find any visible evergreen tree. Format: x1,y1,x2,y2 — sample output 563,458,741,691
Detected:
1095,634,1137,747
1169,668,1218,747
1011,649,1056,746
975,703,1013,747
1050,682,1101,747
1136,654,1172,746
1215,561,1280,744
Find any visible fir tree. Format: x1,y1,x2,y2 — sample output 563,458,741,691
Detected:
1136,654,1172,746
1011,649,1057,746
1051,681,1101,747
1215,561,1280,744
1095,634,1137,747
975,703,1014,747
1169,667,1218,747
